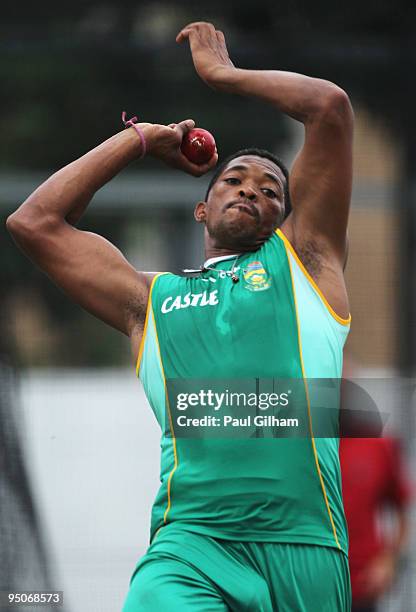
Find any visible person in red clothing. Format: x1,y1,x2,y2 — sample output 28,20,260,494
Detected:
340,429,412,611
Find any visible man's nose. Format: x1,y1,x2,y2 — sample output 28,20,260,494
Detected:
239,186,257,200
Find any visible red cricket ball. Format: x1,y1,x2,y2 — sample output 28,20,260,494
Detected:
180,128,216,165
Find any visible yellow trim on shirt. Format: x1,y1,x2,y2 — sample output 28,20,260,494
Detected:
135,271,177,531
276,229,351,326
135,273,168,376
150,308,178,526
284,240,342,551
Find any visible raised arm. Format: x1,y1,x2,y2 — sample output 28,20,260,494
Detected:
177,22,353,266
6,118,217,351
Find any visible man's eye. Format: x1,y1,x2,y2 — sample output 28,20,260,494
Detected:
262,188,277,198
224,177,240,184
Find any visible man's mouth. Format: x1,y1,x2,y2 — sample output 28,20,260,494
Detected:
226,201,258,218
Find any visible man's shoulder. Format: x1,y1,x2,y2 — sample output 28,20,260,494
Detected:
149,271,192,296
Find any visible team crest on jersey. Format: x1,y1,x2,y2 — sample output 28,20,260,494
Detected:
243,261,272,292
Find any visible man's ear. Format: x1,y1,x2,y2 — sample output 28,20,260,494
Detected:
194,201,207,223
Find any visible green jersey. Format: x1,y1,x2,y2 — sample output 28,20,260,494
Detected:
137,229,351,554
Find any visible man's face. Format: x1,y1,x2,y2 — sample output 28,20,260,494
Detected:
195,155,287,251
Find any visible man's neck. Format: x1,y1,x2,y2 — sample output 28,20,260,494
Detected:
202,226,272,260
204,246,242,260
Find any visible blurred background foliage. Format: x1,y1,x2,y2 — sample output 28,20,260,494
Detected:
1,0,415,366
1,0,413,169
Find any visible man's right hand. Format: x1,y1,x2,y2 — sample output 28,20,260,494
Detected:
145,119,218,177
176,22,236,91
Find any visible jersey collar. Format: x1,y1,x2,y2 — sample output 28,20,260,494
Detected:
203,254,241,269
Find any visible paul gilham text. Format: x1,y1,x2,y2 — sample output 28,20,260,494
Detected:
176,415,299,428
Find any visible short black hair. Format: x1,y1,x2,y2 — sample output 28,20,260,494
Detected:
205,148,292,219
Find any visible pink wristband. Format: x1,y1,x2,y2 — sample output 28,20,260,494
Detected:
121,111,146,159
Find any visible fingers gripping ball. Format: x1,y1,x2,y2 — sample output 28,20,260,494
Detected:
181,128,216,165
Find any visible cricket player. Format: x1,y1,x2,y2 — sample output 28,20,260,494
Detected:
7,22,353,611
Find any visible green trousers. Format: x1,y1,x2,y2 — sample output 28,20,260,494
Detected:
123,525,351,611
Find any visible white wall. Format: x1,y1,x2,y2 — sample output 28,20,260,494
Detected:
18,369,161,612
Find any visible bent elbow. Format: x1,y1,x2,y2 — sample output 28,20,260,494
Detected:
320,85,354,127
6,211,29,238
6,205,59,245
